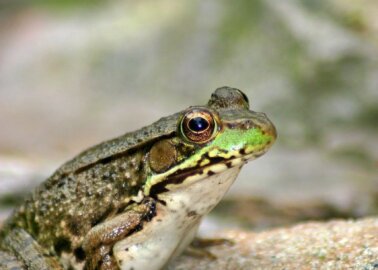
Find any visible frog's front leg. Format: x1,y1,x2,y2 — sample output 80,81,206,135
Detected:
0,228,64,270
82,198,156,270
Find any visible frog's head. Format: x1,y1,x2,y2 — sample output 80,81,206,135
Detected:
144,87,276,197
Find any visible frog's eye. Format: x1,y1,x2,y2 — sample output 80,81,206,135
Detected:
180,109,217,144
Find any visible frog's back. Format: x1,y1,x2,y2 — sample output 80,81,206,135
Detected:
58,113,179,176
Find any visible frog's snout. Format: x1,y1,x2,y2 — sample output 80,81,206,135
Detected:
257,112,277,141
266,119,277,140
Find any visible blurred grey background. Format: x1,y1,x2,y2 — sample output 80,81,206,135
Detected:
0,0,377,229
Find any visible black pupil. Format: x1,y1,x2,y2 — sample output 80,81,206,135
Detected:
188,117,209,132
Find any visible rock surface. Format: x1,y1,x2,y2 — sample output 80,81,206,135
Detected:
169,217,378,270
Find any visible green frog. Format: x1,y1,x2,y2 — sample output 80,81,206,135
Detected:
0,87,276,270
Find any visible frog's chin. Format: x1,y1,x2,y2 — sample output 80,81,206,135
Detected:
147,150,267,196
163,152,258,191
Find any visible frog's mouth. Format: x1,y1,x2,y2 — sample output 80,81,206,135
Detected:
148,150,266,197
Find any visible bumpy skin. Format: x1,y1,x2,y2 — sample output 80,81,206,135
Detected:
0,123,177,269
0,87,276,270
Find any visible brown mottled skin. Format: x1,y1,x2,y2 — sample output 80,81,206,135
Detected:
0,87,276,270
0,115,189,269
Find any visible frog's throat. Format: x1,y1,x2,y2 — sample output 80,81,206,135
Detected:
145,153,254,197
144,128,274,197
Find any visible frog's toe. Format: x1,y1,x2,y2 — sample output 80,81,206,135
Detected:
184,246,217,260
191,237,234,248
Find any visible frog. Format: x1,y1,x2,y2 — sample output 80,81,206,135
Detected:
0,87,276,270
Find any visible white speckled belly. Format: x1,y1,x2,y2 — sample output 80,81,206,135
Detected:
113,165,241,270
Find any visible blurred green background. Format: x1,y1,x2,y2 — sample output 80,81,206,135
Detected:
0,0,377,230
